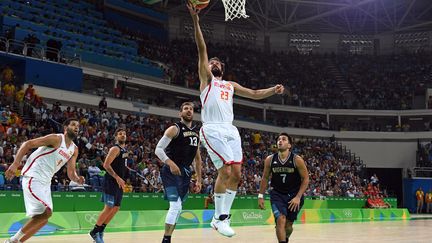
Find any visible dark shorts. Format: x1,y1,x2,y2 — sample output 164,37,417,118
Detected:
270,190,304,222
101,178,124,207
161,165,191,202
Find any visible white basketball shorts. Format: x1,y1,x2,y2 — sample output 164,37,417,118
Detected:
22,176,53,217
200,123,243,170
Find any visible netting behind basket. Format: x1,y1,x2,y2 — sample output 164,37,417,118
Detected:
221,0,249,21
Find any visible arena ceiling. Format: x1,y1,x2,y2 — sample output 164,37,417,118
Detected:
163,0,432,34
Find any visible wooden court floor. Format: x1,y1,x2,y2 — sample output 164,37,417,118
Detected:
1,220,431,243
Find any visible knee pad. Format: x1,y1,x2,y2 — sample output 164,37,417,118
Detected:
165,198,182,225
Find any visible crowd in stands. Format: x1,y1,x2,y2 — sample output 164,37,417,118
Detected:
334,54,432,110
364,174,391,208
137,36,432,110
3,0,432,111
0,83,387,201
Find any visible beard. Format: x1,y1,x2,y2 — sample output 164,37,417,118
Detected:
118,139,125,145
66,129,77,139
211,67,222,77
182,114,193,122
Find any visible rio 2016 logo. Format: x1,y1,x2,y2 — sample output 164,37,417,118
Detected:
242,212,263,220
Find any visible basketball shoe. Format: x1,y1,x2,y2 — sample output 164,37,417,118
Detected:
89,231,104,243
210,215,235,237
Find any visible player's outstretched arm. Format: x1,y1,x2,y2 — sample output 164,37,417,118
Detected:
231,82,284,100
5,134,61,180
103,146,125,189
155,125,181,176
258,155,272,209
187,3,212,92
67,147,85,184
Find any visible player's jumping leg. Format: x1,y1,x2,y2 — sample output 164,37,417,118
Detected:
223,163,241,219
211,166,235,237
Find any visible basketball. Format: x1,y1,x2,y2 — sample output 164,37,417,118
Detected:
189,0,210,10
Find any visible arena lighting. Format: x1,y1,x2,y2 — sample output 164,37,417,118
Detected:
395,31,429,50
289,33,321,54
228,27,257,41
408,117,423,121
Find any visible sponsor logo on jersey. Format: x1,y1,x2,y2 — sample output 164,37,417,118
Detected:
58,150,71,160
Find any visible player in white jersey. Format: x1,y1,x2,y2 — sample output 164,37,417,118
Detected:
4,118,84,243
188,4,284,238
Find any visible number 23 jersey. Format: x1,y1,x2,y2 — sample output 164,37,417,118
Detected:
200,76,234,124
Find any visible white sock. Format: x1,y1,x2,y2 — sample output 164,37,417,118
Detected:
213,193,225,219
10,229,25,242
222,189,237,216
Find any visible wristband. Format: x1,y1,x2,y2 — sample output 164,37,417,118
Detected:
258,193,264,199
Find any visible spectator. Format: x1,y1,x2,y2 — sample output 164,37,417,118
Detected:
88,161,103,191
416,187,424,213
15,85,25,115
3,81,15,106
123,178,133,193
98,96,107,112
69,180,87,192
1,65,14,84
204,193,214,209
426,189,432,213
114,84,122,99
370,174,379,186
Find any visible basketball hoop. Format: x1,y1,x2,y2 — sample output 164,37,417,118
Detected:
221,0,249,21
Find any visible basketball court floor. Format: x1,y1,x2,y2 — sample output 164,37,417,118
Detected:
1,219,431,243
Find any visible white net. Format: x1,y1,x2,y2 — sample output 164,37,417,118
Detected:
221,0,249,21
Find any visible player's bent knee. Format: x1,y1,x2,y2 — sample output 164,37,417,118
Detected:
276,215,286,226
166,199,182,225
35,208,52,220
286,222,293,230
219,166,231,178
231,170,241,182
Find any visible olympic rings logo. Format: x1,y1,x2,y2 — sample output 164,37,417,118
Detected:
84,213,99,224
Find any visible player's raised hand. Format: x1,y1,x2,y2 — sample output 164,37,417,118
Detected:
288,196,301,212
116,177,126,190
274,84,284,94
5,164,18,181
258,198,265,209
187,2,201,20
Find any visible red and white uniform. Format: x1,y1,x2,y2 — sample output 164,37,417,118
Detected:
200,77,242,169
21,134,76,217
